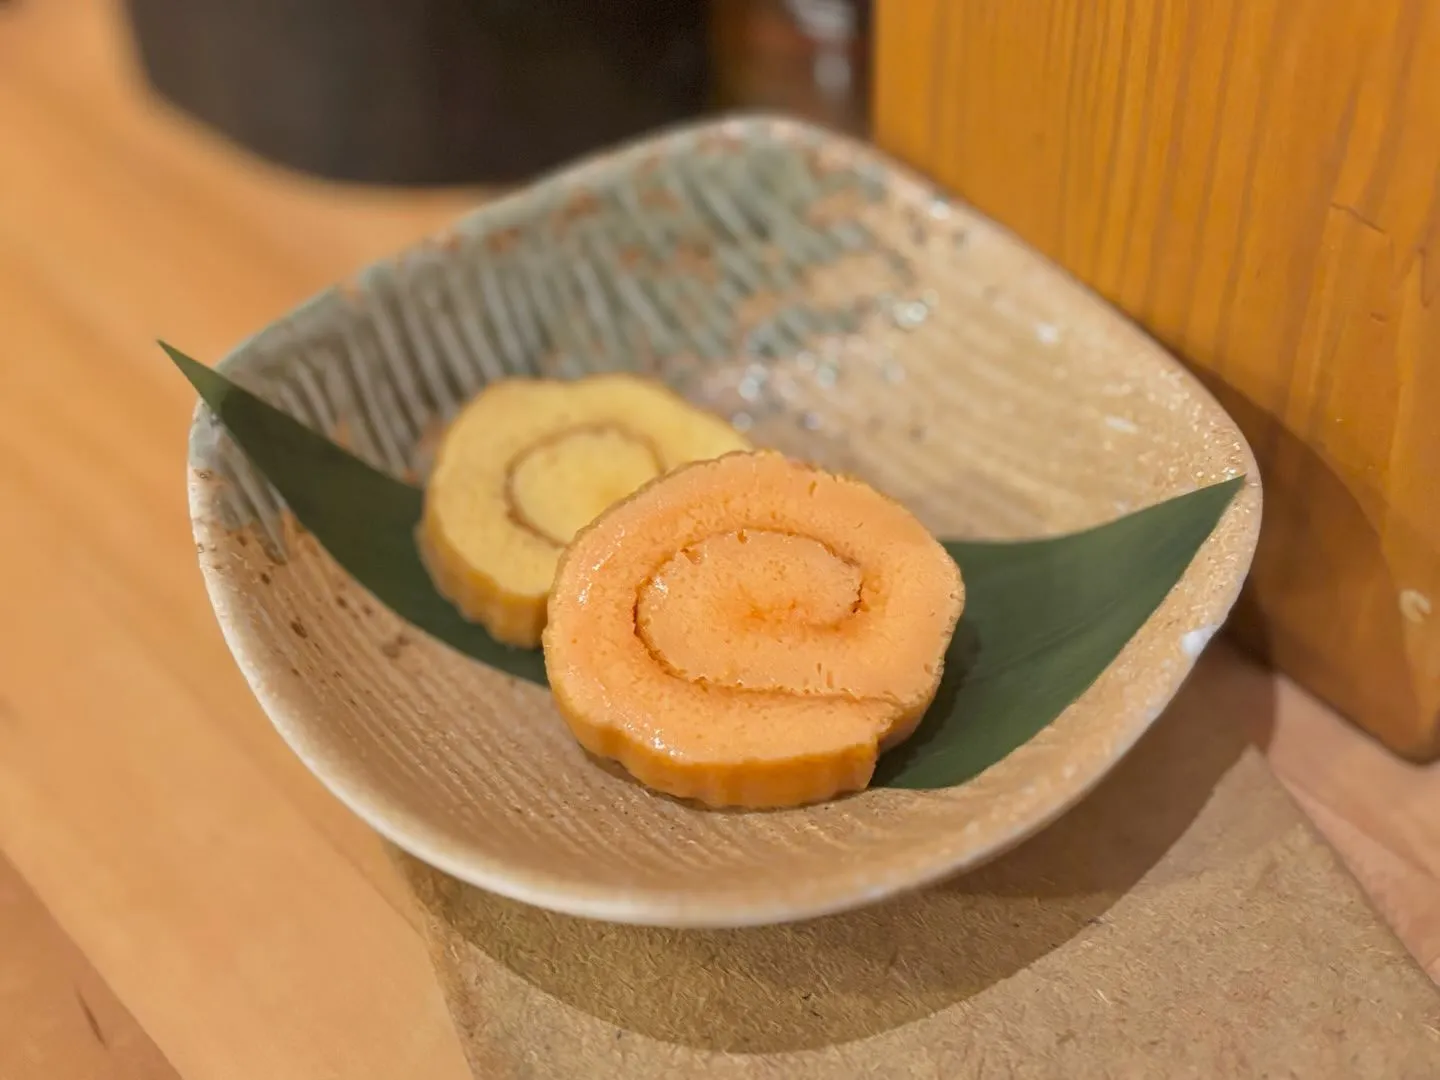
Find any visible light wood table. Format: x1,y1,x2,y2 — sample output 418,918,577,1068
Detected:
0,3,1435,1077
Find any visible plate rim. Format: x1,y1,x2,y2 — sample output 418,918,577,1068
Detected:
187,113,1263,928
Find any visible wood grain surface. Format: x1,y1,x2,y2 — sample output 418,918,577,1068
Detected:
0,855,179,1080
0,1,1434,1076
874,0,1440,760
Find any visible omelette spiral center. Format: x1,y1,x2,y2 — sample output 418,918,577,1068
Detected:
506,424,661,546
636,529,875,695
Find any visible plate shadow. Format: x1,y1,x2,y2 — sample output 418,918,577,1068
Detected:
400,649,1277,1054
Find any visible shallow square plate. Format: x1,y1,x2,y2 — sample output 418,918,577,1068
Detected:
188,116,1259,928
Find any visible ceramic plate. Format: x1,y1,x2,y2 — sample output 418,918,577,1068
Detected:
188,117,1259,928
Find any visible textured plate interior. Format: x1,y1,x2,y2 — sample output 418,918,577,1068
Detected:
188,116,1260,927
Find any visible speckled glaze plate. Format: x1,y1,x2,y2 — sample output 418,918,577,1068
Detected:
188,116,1259,928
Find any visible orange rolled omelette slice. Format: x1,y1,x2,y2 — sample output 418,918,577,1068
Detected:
420,374,750,648
543,451,965,809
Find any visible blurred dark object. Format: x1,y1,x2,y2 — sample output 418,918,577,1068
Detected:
121,0,711,185
711,0,870,136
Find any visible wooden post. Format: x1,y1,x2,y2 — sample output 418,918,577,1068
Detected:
874,0,1440,759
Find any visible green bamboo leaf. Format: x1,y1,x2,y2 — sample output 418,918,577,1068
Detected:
875,479,1241,788
170,343,1240,790
169,343,547,686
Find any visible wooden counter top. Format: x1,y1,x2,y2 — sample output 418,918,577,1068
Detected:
0,2,1434,1076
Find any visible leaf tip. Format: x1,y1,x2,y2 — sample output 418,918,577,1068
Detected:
161,342,224,408
159,339,198,372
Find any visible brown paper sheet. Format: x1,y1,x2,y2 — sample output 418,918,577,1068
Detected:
403,656,1440,1078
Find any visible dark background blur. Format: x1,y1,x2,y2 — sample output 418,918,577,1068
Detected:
123,0,871,184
